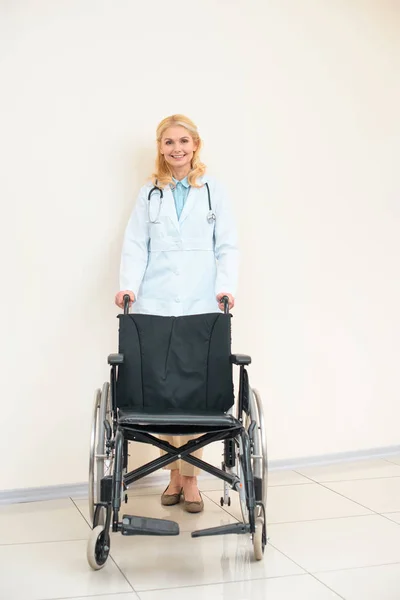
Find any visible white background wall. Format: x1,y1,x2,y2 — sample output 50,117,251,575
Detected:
0,0,399,491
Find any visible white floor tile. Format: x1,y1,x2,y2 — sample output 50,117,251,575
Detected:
205,483,372,524
109,531,304,591
68,595,138,600
197,477,224,491
297,459,400,482
0,498,90,545
269,514,400,572
74,493,238,532
316,563,400,600
0,540,133,600
325,477,400,513
268,470,314,486
199,470,312,490
138,574,340,599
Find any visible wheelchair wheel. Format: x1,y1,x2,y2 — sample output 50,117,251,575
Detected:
236,439,249,525
88,383,113,526
253,516,266,561
87,525,110,570
249,388,268,517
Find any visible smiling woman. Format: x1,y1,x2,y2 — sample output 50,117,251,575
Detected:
114,114,239,511
153,114,206,188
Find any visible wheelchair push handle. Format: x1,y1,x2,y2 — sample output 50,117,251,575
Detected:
123,294,131,315
220,295,230,315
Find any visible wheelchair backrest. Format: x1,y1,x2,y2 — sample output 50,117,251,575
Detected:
116,313,234,413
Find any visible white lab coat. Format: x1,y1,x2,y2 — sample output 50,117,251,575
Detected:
120,176,239,316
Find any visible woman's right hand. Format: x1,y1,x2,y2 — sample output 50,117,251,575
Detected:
115,290,135,309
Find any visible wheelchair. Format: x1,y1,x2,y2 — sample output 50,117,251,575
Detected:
87,295,268,570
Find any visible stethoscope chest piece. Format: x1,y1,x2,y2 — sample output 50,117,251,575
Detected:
207,210,216,224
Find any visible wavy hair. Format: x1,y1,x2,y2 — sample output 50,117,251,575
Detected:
151,114,206,188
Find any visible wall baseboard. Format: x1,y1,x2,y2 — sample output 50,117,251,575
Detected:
2,444,400,505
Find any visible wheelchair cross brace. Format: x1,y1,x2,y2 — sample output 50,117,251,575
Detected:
108,425,258,539
122,426,243,490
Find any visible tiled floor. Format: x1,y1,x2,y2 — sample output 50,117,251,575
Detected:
2,457,400,599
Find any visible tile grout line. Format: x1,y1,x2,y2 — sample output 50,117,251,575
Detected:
297,479,400,539
70,498,137,596
292,469,400,484
312,481,397,519
312,560,400,575
375,513,400,527
268,513,379,526
203,488,379,526
201,490,240,522
0,538,90,548
308,573,346,599
204,489,388,527
132,573,320,594
37,592,138,600
108,551,138,596
266,542,347,599
382,457,400,466
70,496,93,528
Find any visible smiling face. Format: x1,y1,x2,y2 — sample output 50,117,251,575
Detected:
159,125,198,178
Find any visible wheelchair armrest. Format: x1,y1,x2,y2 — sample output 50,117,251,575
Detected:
230,354,251,366
108,353,124,366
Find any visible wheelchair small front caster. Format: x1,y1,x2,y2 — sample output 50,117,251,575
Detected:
253,517,266,561
220,497,231,507
87,525,110,570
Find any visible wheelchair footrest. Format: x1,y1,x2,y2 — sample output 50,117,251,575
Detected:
121,515,179,536
191,522,250,538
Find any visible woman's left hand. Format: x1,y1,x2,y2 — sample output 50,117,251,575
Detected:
216,293,235,311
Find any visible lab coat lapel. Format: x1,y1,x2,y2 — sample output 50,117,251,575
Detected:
163,187,179,232
179,185,199,226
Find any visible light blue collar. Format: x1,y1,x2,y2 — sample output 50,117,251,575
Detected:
172,176,190,188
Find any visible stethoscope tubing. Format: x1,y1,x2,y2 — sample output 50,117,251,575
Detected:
147,182,215,224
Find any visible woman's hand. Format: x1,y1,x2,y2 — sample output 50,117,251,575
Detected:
115,290,135,309
216,292,235,311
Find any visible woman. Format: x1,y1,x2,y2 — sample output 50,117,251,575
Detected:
115,114,239,513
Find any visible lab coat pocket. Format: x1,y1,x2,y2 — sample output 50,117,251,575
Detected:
148,221,165,239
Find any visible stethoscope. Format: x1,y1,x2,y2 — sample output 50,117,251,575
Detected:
147,182,215,224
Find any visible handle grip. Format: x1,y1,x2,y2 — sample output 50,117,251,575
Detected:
123,294,131,315
220,295,230,315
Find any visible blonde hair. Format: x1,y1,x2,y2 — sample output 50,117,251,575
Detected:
151,114,206,188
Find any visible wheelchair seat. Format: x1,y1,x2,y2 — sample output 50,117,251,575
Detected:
117,407,238,435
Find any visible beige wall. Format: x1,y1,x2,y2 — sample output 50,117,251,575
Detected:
0,0,399,491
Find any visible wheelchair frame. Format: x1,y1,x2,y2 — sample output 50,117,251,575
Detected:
87,297,268,569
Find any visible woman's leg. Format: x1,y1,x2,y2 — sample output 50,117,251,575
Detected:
159,435,203,502
172,435,203,503
159,435,182,494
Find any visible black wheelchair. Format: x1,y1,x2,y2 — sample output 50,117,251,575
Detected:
87,295,268,569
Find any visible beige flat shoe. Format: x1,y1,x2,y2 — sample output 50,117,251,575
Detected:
183,491,204,513
161,486,183,506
